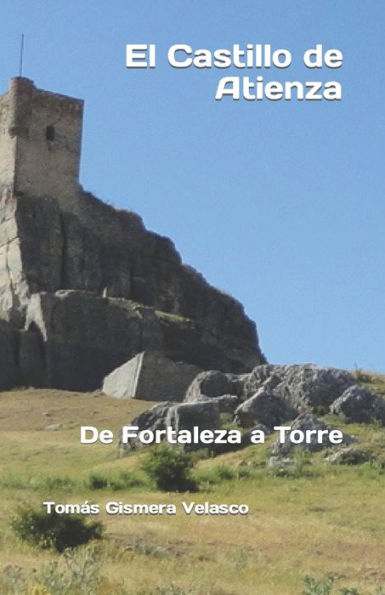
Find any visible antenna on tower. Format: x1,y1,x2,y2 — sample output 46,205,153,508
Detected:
19,33,25,77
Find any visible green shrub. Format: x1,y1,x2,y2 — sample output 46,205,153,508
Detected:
302,574,384,595
34,545,102,594
303,574,336,595
85,472,109,490
0,475,30,489
33,476,76,491
11,506,103,552
0,565,26,594
0,545,103,594
195,464,236,488
141,445,197,492
85,470,146,491
108,470,146,491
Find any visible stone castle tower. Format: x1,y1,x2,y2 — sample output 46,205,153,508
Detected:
0,77,265,391
0,77,83,202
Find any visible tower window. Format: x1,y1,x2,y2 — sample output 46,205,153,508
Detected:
46,125,55,141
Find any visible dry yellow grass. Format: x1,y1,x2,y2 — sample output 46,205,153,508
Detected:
0,385,385,593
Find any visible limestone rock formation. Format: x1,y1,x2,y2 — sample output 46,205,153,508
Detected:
120,363,379,448
242,364,354,411
271,414,353,455
330,385,385,425
234,388,297,429
119,402,174,451
165,401,220,436
185,370,244,400
325,446,372,465
119,400,221,452
0,320,20,389
184,393,239,413
0,77,266,391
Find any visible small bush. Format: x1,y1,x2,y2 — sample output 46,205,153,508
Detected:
0,545,103,594
195,464,236,488
352,366,370,383
85,472,109,490
302,574,384,595
303,574,336,594
0,565,26,594
142,445,197,492
85,470,146,491
35,545,102,594
108,470,146,491
11,506,103,552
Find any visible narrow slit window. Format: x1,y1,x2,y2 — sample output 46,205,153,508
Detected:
46,125,55,141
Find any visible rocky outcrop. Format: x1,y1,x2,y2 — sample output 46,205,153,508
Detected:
0,320,20,389
330,385,385,425
0,190,265,391
242,364,354,411
119,400,221,452
185,370,243,400
22,290,259,391
0,78,266,392
166,401,220,435
0,191,264,358
325,446,372,465
185,393,239,413
0,319,45,390
234,389,297,428
103,351,201,401
271,414,353,455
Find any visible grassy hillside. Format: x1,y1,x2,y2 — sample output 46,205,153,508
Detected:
0,376,385,594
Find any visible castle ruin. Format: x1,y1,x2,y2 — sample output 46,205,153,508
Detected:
0,77,265,391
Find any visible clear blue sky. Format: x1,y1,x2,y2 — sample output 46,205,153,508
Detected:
1,1,384,372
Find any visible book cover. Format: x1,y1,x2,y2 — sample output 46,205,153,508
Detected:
0,2,384,594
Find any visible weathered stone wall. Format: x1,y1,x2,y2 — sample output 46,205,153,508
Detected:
0,91,16,196
0,77,83,202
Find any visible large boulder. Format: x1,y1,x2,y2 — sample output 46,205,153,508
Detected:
234,389,297,428
242,364,286,396
184,393,239,413
243,364,354,412
166,401,220,434
120,400,221,453
325,446,373,465
185,370,242,400
272,413,353,455
119,401,173,451
330,385,385,424
103,351,200,401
